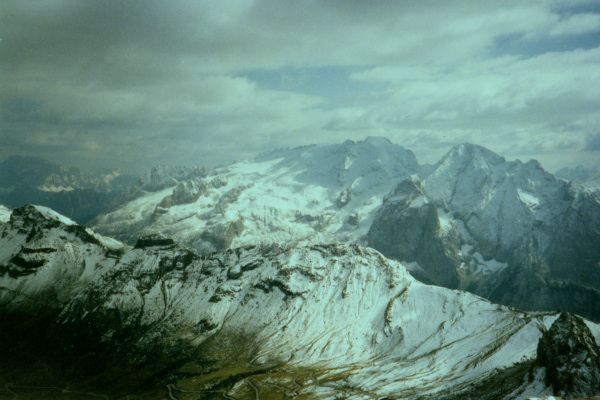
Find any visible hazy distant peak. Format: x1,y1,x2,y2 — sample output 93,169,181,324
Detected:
442,143,506,166
363,135,393,145
252,137,419,189
257,137,416,163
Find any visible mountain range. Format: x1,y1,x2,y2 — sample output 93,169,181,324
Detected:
2,204,600,399
91,138,600,321
1,138,600,398
0,155,208,224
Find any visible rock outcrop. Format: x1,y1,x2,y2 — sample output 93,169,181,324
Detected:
537,313,600,397
367,177,461,287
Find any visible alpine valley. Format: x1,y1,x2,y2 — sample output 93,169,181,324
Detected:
1,138,600,399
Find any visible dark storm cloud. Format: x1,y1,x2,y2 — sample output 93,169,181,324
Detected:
1,0,600,171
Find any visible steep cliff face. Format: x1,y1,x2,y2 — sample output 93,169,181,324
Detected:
367,177,461,288
367,144,600,321
91,140,600,321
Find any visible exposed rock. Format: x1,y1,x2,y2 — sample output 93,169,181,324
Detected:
368,143,600,321
10,204,62,231
153,179,208,217
134,233,175,248
197,217,244,252
0,156,140,224
345,212,359,226
556,164,600,193
367,177,461,288
537,312,600,397
93,138,421,252
215,186,247,215
335,187,351,208
90,140,600,322
171,179,207,205
142,165,207,191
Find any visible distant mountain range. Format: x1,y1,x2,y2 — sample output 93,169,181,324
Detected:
0,155,206,223
555,164,600,192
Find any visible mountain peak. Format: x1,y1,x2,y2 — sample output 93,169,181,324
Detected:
10,204,76,229
444,143,505,165
363,135,393,146
254,137,419,189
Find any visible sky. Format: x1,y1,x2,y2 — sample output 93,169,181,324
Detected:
1,0,600,173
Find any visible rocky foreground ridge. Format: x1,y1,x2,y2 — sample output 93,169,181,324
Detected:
1,205,600,399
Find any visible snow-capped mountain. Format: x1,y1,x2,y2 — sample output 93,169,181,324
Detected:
368,143,600,321
2,204,600,399
93,137,420,250
0,205,122,312
93,139,600,321
139,164,208,191
0,155,135,193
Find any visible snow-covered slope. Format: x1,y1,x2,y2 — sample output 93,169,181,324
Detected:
0,205,10,223
368,143,600,321
93,137,419,251
58,241,560,399
0,205,123,311
2,205,600,398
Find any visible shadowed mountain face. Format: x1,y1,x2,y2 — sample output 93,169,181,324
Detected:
537,312,600,397
2,204,599,399
368,143,600,321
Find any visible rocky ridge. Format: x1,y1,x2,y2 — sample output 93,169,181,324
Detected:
2,205,598,398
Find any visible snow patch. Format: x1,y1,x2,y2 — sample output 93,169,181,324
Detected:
0,205,11,223
409,195,428,208
518,189,540,209
437,208,453,232
33,205,77,225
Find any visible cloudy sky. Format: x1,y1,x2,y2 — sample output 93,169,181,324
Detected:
1,0,600,172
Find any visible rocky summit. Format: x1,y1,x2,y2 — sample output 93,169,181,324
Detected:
536,313,600,397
